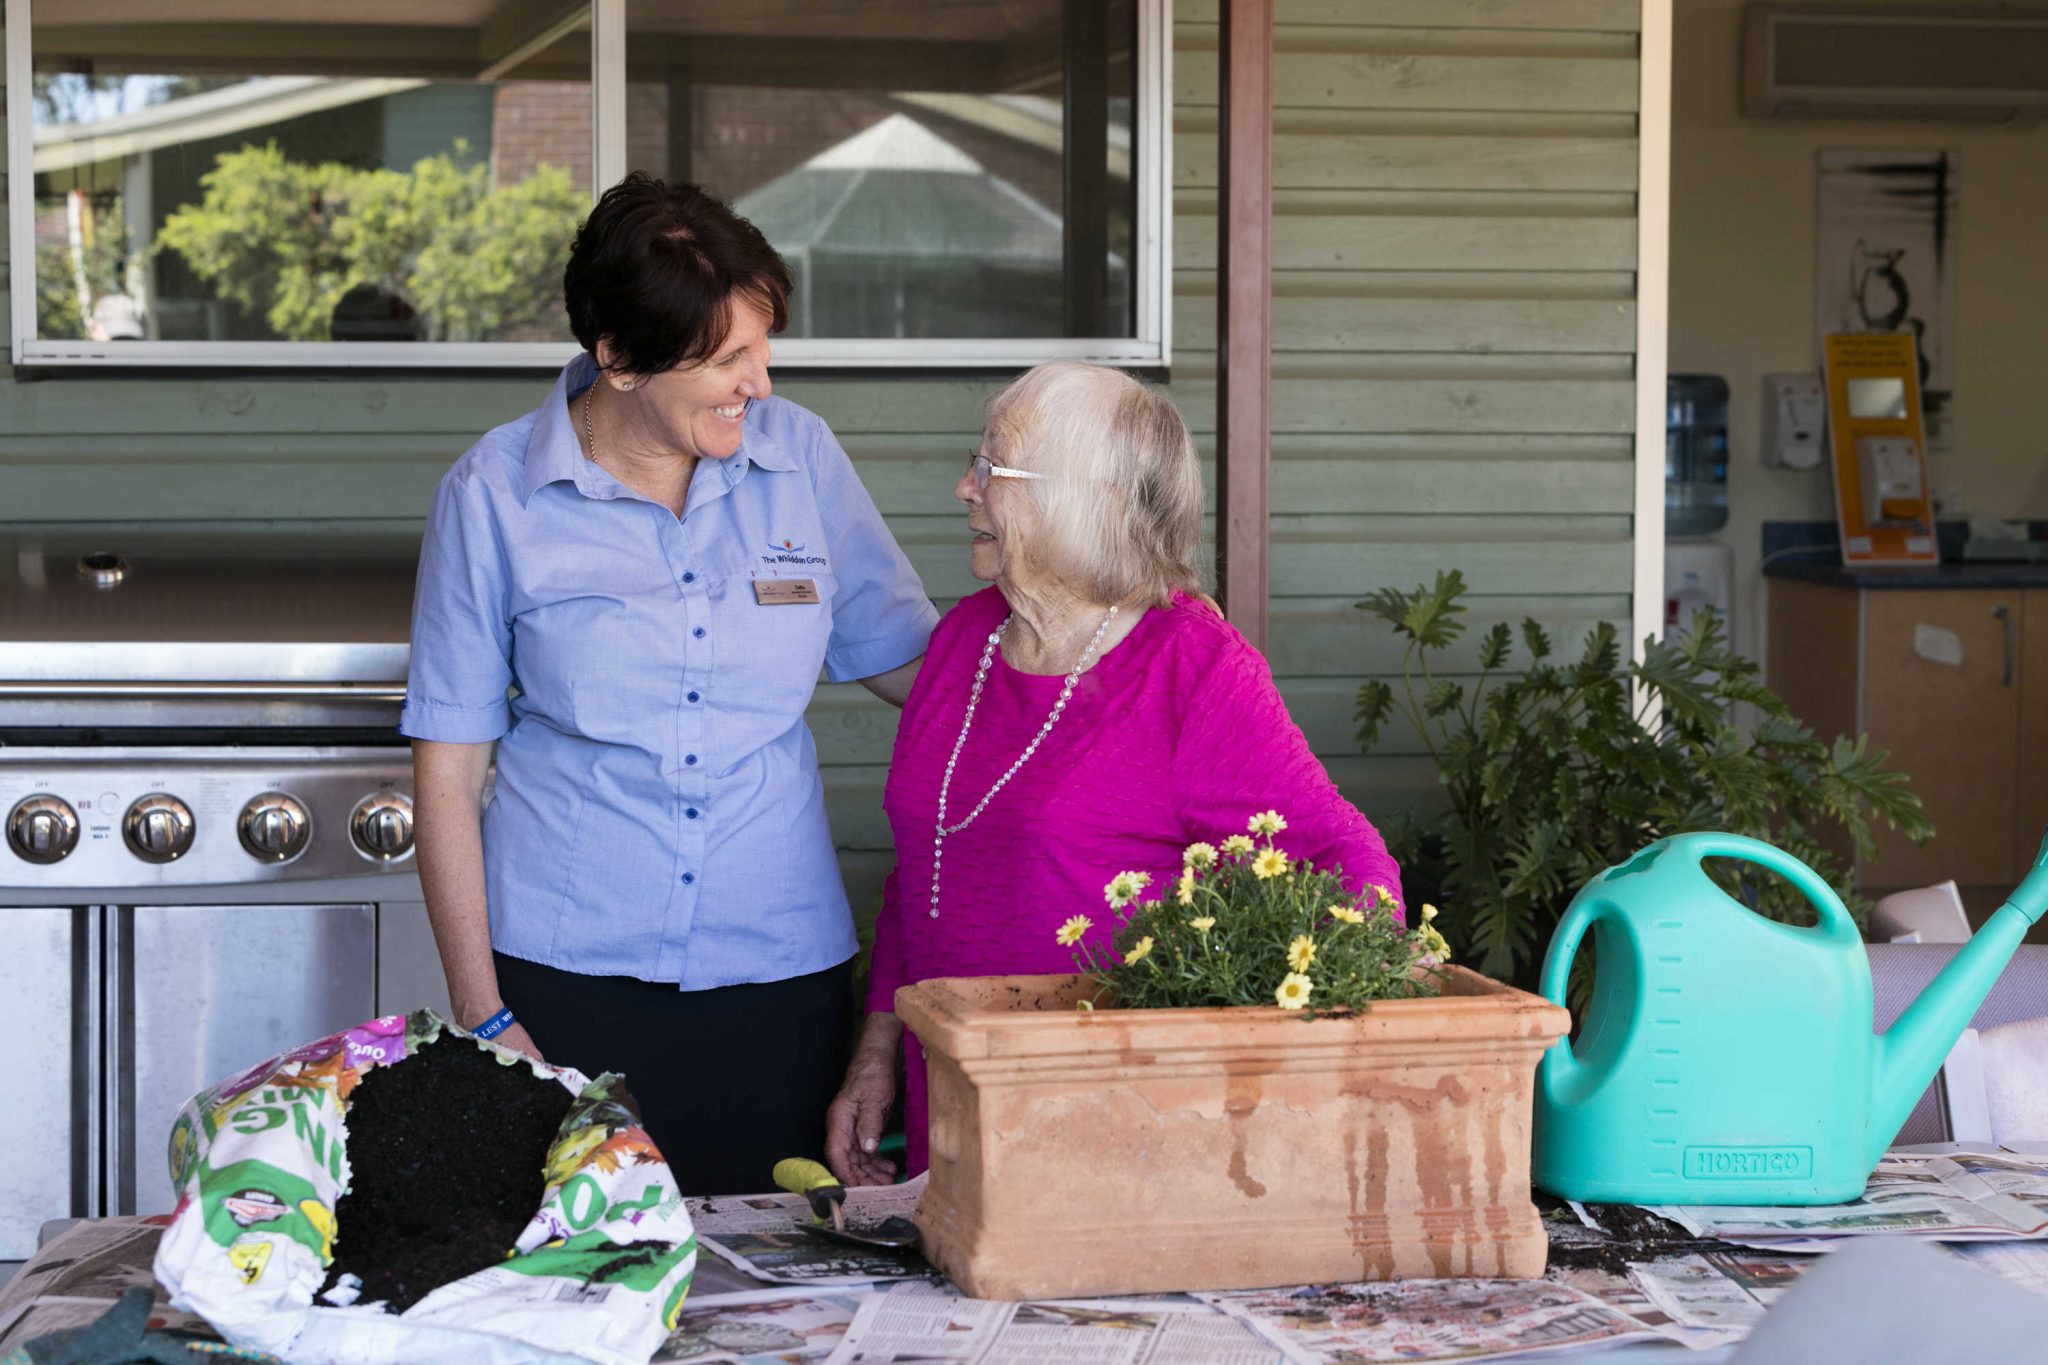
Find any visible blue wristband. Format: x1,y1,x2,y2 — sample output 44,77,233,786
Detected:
473,1007,516,1041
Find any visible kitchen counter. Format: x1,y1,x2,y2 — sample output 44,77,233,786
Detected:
1764,560,2048,590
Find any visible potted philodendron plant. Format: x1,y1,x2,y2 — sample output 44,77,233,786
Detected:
1352,571,1930,1001
893,812,1568,1302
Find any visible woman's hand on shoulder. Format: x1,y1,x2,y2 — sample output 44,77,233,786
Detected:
825,1014,903,1185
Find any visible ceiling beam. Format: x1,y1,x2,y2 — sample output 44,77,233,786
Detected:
475,1,590,84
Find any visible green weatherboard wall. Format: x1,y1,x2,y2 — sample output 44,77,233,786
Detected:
0,1,1647,916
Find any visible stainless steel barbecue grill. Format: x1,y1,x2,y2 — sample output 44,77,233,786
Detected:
0,533,449,1259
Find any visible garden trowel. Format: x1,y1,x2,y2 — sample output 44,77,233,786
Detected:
771,1157,921,1252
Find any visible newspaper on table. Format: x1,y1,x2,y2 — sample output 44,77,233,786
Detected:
1622,1250,1806,1345
1647,1151,2048,1247
0,1218,218,1352
655,1287,871,1363
1946,1240,2048,1297
1200,1279,1672,1364
688,1176,931,1287
821,1282,1280,1365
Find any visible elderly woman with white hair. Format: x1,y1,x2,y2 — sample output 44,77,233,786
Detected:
823,361,1403,1184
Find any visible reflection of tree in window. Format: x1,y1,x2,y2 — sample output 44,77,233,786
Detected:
31,61,590,346
156,142,583,342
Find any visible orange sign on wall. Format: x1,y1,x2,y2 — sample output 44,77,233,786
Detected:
1822,332,1937,568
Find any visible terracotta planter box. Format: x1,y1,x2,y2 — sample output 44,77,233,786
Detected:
895,968,1570,1301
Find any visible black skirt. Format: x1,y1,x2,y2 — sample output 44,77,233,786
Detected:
493,952,851,1196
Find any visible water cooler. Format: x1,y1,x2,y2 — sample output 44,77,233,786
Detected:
1665,375,1733,640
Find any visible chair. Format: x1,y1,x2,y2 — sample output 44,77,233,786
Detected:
1870,943,2048,1146
1867,881,1971,944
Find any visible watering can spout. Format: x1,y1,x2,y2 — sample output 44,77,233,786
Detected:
1869,832,2048,1164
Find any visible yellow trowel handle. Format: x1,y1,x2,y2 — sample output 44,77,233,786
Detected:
774,1157,842,1196
773,1157,847,1226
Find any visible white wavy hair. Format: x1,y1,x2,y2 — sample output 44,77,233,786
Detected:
981,361,1206,607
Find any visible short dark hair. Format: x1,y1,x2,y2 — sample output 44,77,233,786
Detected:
563,174,793,377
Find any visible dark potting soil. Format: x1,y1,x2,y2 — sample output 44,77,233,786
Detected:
1538,1192,1742,1277
319,1035,575,1313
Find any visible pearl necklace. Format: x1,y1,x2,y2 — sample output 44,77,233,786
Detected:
930,606,1118,919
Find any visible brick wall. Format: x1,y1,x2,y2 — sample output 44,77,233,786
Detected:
491,81,592,191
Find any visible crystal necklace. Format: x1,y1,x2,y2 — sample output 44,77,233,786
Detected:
929,606,1118,918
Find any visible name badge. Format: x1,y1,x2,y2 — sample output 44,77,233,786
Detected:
754,578,820,605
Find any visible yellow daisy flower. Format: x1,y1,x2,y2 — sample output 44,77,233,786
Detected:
1287,934,1316,972
1252,848,1289,880
1183,841,1219,872
1369,884,1399,913
1189,916,1217,933
1329,904,1365,925
1103,871,1151,908
1124,935,1156,966
1418,924,1453,962
1055,914,1093,947
1421,902,1439,923
1176,868,1197,907
1222,834,1256,857
1248,810,1288,837
1275,972,1314,1010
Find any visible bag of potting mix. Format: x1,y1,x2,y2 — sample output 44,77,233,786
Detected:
153,1009,696,1365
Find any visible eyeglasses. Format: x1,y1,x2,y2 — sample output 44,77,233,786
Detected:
967,450,1049,491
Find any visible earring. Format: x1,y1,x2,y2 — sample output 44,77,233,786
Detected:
618,379,635,391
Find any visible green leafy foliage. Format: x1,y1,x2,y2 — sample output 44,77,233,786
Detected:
1064,814,1452,1017
156,141,582,342
1355,573,1933,991
35,230,130,341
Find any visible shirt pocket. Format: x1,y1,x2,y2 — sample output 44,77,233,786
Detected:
720,564,838,690
511,565,680,744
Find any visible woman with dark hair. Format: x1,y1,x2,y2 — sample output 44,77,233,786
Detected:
402,175,936,1192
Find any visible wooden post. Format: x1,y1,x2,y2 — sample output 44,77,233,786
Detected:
1216,0,1272,651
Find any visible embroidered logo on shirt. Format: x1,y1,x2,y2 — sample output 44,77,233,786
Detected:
762,538,828,567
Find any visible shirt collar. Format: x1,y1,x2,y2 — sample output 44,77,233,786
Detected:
521,353,798,504
519,354,598,505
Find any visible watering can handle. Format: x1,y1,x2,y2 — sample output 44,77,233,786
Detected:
1675,832,1861,944
1538,896,1605,1013
1536,894,1609,1096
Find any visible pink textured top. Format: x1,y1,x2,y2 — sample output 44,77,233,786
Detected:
867,587,1403,1173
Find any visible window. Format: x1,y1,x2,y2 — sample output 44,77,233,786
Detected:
5,0,1170,370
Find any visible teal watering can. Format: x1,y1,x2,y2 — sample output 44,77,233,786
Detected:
1533,832,2048,1205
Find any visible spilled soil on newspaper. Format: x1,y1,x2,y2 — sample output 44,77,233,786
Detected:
320,1035,573,1312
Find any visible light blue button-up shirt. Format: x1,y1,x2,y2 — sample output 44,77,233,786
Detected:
401,356,937,989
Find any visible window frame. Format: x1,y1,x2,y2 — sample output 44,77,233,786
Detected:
5,0,1172,371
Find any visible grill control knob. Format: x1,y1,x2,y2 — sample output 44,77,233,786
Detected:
238,792,311,863
350,792,414,861
124,794,195,863
7,795,80,864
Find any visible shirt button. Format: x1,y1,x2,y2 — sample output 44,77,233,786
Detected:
687,690,700,703
682,571,696,583
686,807,699,819
693,626,706,638
681,871,695,885
685,753,698,765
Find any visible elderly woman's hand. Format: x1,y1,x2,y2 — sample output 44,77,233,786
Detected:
825,1013,904,1186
